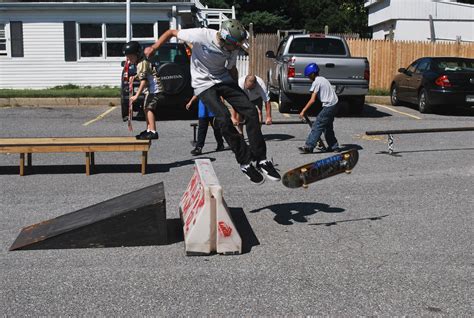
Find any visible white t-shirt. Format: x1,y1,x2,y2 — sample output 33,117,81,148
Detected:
238,76,270,102
310,76,338,107
177,28,238,95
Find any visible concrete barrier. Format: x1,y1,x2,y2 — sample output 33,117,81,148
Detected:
179,159,242,256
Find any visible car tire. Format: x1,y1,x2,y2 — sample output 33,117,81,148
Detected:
278,89,292,113
418,88,432,114
390,84,401,106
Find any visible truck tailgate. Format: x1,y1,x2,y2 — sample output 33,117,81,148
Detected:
289,55,368,85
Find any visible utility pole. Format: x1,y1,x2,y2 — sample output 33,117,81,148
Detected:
126,0,131,42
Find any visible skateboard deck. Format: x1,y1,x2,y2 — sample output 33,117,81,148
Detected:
282,149,359,189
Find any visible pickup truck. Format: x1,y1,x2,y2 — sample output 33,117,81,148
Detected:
265,34,370,115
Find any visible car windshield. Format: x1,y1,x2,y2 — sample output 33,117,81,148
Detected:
144,44,187,64
433,59,474,72
288,38,347,55
126,44,187,73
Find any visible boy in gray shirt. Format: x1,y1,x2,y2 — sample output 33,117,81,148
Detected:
299,63,340,153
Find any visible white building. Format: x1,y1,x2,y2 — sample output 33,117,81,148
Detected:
0,1,235,89
365,0,474,42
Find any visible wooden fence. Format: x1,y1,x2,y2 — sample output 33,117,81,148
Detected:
248,33,474,91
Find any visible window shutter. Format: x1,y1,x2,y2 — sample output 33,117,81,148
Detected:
158,21,169,38
10,21,23,57
64,21,77,62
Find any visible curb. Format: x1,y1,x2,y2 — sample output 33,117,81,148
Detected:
0,97,121,107
366,96,390,105
0,96,391,108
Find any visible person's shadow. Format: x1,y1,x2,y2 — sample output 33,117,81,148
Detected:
250,202,345,225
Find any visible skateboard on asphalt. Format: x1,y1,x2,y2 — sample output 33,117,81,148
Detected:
282,149,359,189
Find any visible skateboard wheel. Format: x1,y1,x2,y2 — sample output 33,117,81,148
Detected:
303,184,309,189
345,169,352,174
343,153,350,160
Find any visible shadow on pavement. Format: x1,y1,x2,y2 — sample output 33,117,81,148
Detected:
250,202,345,225
398,103,474,117
340,144,363,151
229,207,260,254
355,104,393,118
263,133,295,141
376,147,474,156
166,218,184,245
309,214,389,226
10,218,184,250
0,158,210,175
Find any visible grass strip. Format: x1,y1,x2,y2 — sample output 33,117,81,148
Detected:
0,85,120,98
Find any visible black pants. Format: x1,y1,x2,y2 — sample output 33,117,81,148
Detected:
199,83,267,164
196,117,224,149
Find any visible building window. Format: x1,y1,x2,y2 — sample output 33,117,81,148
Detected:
79,23,103,58
132,24,154,38
78,22,156,59
0,23,7,56
106,23,126,57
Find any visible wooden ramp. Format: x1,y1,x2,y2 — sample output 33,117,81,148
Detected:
9,183,167,250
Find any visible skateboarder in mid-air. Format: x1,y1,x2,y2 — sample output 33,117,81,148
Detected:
298,63,341,153
145,19,281,184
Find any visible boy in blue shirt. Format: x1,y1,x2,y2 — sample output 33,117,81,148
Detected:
186,96,225,155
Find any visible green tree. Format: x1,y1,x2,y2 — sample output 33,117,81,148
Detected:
201,0,369,37
240,11,291,33
200,0,231,9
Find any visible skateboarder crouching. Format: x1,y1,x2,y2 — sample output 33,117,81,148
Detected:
238,75,273,125
123,41,161,140
298,63,340,153
144,19,281,184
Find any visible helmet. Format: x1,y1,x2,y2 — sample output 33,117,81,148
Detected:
304,63,320,77
123,41,142,56
220,19,248,46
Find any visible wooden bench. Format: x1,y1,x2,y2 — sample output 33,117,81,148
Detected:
0,137,151,176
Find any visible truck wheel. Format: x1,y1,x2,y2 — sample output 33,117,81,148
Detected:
349,96,365,115
278,90,292,113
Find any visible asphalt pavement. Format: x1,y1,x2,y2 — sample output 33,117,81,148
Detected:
0,103,473,316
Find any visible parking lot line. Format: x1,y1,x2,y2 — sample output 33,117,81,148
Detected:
83,107,117,126
372,103,422,120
